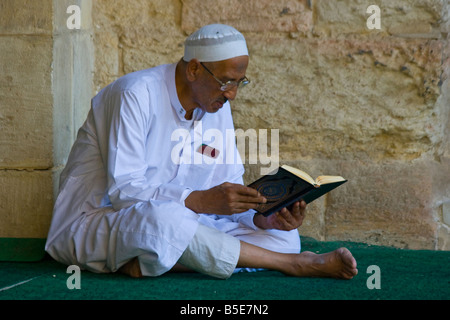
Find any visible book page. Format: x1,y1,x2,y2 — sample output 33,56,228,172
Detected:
316,175,346,185
281,165,316,185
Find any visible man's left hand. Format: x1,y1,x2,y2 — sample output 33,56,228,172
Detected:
253,201,307,231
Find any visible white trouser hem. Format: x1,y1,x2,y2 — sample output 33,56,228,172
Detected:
178,224,241,279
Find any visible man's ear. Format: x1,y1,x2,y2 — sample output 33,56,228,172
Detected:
186,59,201,82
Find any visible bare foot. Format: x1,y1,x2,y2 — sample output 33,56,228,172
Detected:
286,248,358,279
119,257,143,278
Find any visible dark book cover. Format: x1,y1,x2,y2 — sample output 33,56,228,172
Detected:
248,166,347,216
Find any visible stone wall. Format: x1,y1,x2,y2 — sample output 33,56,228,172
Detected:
0,0,93,242
0,0,54,239
93,0,449,250
0,0,448,251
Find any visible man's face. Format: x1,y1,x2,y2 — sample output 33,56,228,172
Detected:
192,55,249,113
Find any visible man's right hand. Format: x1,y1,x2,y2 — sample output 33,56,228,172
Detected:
185,182,267,215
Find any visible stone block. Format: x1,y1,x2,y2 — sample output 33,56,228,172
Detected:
181,0,312,35
0,0,52,35
93,0,185,89
234,35,444,164
314,0,445,38
52,0,94,169
52,32,94,168
323,160,438,249
0,170,54,238
92,30,120,92
121,35,185,75
0,36,53,169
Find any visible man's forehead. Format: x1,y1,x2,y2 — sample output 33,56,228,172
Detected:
209,56,249,79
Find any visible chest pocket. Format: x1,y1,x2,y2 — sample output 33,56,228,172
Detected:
174,139,218,190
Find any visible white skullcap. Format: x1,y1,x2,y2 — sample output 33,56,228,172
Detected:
183,24,248,62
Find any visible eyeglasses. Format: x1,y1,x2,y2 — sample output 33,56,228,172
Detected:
200,62,250,92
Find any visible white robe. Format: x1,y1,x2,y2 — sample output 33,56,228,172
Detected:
45,63,300,276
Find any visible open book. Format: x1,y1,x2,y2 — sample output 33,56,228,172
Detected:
248,165,347,216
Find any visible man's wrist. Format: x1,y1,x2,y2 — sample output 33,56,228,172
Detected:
253,213,270,230
181,188,194,206
185,190,202,213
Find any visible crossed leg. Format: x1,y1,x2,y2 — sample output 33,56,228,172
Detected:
120,240,358,280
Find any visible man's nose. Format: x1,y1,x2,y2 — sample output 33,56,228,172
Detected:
223,86,238,101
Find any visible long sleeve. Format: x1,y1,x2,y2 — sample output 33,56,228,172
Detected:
105,89,192,211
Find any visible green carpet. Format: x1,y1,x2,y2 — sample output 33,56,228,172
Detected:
0,238,46,262
0,237,448,301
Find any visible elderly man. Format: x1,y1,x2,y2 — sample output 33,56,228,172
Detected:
45,24,357,280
